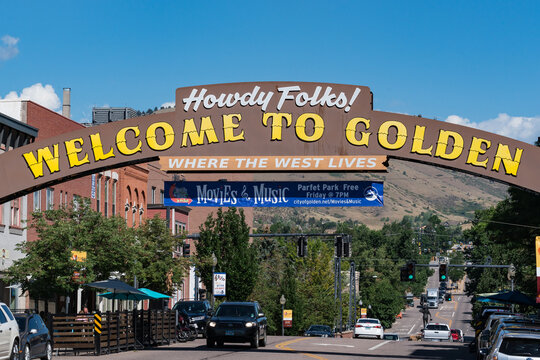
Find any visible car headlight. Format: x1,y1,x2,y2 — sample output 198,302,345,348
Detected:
208,321,216,327
245,322,256,328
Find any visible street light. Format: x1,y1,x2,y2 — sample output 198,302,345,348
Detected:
211,253,217,309
280,294,286,336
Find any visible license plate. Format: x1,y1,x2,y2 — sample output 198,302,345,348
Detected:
225,330,234,336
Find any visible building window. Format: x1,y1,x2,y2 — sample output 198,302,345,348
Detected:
10,198,20,227
139,205,143,225
112,181,117,215
96,175,102,212
73,195,81,210
104,178,109,217
160,190,164,204
132,204,136,227
151,187,156,204
125,201,129,223
65,192,69,206
46,188,54,210
175,221,186,235
59,190,63,206
0,203,3,225
33,190,41,212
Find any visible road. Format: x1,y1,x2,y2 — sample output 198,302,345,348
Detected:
59,270,475,359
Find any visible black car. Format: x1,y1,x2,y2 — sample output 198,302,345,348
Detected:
14,313,52,360
206,301,267,348
173,300,212,335
304,325,334,337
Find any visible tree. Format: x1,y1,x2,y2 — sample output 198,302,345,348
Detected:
465,186,540,297
7,200,137,300
133,216,189,294
196,208,259,301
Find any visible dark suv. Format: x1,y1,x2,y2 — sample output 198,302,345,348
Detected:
172,300,212,334
206,302,267,348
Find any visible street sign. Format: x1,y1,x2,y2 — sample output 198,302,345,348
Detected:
213,272,226,297
361,308,367,318
283,309,293,328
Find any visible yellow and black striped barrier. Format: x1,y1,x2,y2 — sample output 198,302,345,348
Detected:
94,313,102,334
94,312,102,355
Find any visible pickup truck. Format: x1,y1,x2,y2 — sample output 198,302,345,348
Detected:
422,323,451,341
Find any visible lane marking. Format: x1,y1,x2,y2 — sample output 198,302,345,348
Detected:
369,340,390,350
314,343,354,348
275,337,328,360
452,312,455,318
407,324,416,334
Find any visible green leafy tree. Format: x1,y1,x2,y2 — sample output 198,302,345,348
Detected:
7,200,137,300
196,208,259,301
133,216,189,294
465,186,540,297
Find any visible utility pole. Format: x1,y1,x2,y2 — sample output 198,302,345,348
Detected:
349,261,356,330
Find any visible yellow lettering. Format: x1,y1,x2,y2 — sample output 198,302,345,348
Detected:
492,144,523,176
434,130,463,160
116,126,142,155
223,114,245,142
262,113,292,140
90,133,115,161
378,121,407,150
295,113,324,142
181,117,219,147
466,137,491,168
22,145,60,178
146,122,175,151
411,125,433,155
345,117,370,146
64,138,90,167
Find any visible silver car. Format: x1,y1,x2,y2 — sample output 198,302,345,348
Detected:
0,302,19,360
483,331,540,360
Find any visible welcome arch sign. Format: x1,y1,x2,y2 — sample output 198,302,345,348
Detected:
0,81,539,204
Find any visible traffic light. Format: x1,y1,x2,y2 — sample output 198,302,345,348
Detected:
343,236,351,257
406,261,416,281
183,242,190,257
335,236,343,257
400,266,409,282
439,263,447,281
297,236,307,257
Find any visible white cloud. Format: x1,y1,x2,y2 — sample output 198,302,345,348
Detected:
2,83,61,111
0,35,19,61
445,113,540,144
161,101,175,109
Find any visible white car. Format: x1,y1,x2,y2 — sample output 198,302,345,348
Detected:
354,318,384,339
0,302,19,360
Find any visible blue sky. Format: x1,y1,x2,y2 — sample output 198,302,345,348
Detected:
1,1,538,143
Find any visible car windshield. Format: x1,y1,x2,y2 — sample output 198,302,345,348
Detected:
175,302,206,314
357,319,379,324
15,317,26,332
499,338,540,356
216,305,256,318
309,325,330,332
426,324,449,331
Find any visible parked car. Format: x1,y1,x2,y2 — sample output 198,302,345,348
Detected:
173,300,212,335
482,330,540,360
14,313,52,360
0,302,20,360
206,302,267,348
304,325,334,337
354,318,384,339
